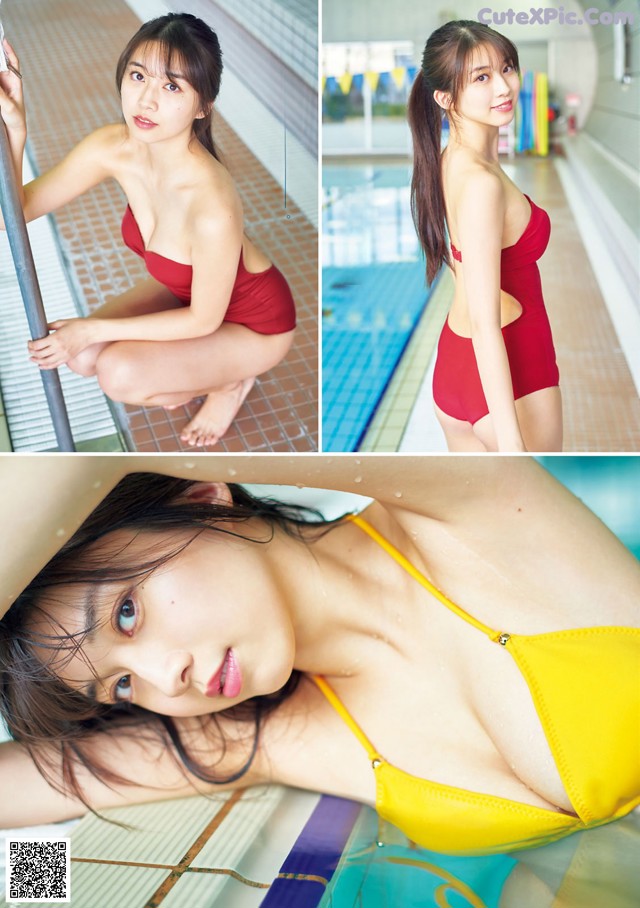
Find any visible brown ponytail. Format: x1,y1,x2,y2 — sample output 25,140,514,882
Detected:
408,21,519,284
408,73,448,285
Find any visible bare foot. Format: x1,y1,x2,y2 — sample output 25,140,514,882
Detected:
180,378,255,447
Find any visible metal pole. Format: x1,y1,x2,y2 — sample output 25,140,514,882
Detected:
0,118,75,451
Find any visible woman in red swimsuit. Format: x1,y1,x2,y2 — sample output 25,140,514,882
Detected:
408,21,562,452
0,14,296,447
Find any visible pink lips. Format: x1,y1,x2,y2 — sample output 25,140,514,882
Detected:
492,101,513,112
133,115,157,129
205,649,243,699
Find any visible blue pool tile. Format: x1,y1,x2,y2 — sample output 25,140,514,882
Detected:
322,163,440,452
322,261,435,451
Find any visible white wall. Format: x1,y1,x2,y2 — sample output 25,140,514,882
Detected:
324,0,597,128
575,0,640,173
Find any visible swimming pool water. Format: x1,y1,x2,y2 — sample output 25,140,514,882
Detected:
322,164,433,451
540,455,640,559
318,809,639,908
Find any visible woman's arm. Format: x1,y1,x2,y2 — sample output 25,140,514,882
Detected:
8,452,637,622
1,454,544,619
0,740,93,827
0,38,114,229
131,454,556,543
5,454,636,630
27,205,244,368
92,204,243,341
0,40,27,217
457,171,525,451
0,722,256,828
0,457,126,618
20,126,114,223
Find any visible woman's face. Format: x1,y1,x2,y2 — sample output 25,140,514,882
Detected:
120,41,206,144
30,527,296,718
453,44,520,126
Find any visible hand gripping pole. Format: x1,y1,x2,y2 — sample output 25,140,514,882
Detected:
0,119,75,451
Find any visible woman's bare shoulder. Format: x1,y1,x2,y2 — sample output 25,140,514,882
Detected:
188,161,244,245
79,123,128,156
445,145,499,183
444,152,504,236
65,124,130,177
449,155,503,208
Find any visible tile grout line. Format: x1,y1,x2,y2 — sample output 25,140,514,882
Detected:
142,789,246,907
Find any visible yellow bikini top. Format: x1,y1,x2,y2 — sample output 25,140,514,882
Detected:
311,514,640,855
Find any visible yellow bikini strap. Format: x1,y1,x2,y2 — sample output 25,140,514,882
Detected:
348,513,499,641
311,674,381,762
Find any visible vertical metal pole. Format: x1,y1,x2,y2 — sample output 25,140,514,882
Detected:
0,119,75,451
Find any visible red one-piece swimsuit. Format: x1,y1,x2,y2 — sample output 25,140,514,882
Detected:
433,194,559,424
121,205,296,335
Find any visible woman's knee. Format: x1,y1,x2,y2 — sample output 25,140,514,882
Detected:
95,344,142,402
67,349,99,378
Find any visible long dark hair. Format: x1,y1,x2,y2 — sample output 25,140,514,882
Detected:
408,21,519,283
116,13,223,161
0,474,341,814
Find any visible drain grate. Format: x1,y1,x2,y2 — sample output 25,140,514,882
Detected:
0,155,121,451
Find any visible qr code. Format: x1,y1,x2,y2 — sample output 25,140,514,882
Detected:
5,839,70,903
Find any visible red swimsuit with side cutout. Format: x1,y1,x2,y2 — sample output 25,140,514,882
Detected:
121,206,296,335
433,195,559,425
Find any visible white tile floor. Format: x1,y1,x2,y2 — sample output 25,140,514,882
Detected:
399,357,446,452
554,150,640,397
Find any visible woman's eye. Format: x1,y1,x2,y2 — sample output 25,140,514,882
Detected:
131,71,144,82
113,675,132,702
116,598,137,635
166,82,180,93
